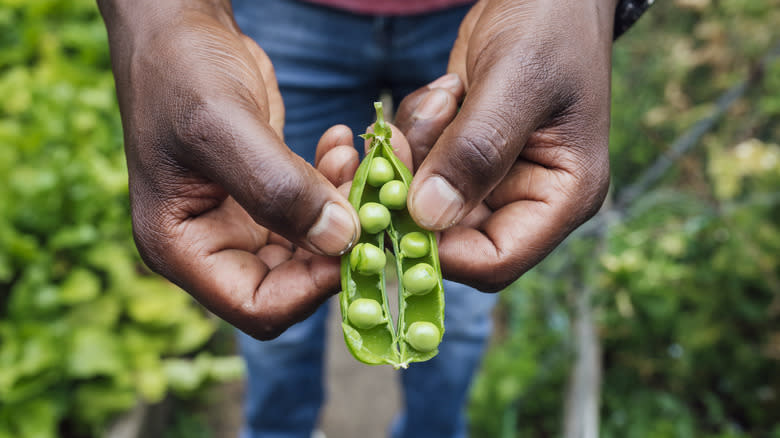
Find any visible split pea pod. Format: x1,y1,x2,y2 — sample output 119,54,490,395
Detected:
340,102,444,369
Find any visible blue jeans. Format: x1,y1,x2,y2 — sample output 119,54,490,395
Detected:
232,1,496,437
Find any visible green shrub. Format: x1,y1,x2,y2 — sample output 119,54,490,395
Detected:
0,1,243,436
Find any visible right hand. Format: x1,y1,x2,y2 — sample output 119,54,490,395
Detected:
98,0,359,339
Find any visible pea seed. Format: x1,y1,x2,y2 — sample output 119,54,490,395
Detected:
403,263,437,295
367,156,394,187
350,243,386,275
378,180,407,209
358,202,391,234
406,321,440,352
347,298,384,329
400,232,430,258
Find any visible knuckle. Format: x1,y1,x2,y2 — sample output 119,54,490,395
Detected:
475,276,512,293
572,141,610,222
444,256,523,293
235,299,285,341
455,266,515,292
395,88,428,129
246,323,284,341
130,212,170,277
462,132,503,169
450,118,509,186
484,261,523,292
127,190,184,282
254,165,312,231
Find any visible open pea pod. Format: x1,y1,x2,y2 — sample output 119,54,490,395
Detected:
340,102,444,369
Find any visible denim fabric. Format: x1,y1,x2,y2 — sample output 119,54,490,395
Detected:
233,1,497,437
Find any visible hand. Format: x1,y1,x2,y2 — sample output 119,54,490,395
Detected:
400,0,616,291
98,0,359,339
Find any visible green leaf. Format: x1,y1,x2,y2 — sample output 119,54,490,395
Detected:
126,278,191,326
164,358,207,394
59,268,100,304
134,363,168,403
66,327,124,378
0,397,61,438
206,356,246,382
74,381,137,429
169,316,216,355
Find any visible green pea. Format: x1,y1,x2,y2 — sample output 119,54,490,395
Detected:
349,243,386,275
406,321,440,352
347,298,384,329
400,232,430,258
367,156,394,187
358,202,391,234
403,263,437,295
378,180,407,210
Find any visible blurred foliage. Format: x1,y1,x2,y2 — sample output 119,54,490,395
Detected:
0,1,243,437
470,0,779,437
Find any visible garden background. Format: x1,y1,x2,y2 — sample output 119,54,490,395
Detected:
1,0,778,437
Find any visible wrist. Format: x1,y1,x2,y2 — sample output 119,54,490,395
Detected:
98,0,235,35
554,0,619,44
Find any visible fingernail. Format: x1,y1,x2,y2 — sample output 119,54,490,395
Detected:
411,176,464,229
308,202,358,255
413,88,449,120
428,73,460,91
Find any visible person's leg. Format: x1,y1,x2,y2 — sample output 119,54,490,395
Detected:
237,307,328,438
231,1,383,437
384,5,501,438
393,282,497,438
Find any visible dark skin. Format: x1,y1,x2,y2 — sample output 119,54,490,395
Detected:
98,0,615,340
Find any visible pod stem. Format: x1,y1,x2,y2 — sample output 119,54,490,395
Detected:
372,101,392,142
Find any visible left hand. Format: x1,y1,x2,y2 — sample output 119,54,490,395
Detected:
400,0,617,291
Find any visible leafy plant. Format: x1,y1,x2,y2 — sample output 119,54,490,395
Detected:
0,1,243,437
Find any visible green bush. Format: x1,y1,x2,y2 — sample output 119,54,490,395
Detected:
0,1,243,436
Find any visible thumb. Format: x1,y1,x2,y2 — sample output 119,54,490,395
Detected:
179,100,360,256
407,67,547,230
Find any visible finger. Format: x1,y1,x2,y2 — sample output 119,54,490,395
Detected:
437,199,574,292
438,161,608,292
192,249,340,340
447,0,486,90
484,161,566,209
394,77,464,170
141,200,341,340
393,73,464,126
407,65,551,230
268,232,294,249
363,123,413,171
315,124,353,167
257,244,293,269
318,145,360,187
175,98,359,257
395,73,465,115
486,127,611,216
458,202,492,228
316,124,359,187
337,181,352,198
241,35,285,138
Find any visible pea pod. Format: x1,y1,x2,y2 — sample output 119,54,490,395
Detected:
340,102,444,369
